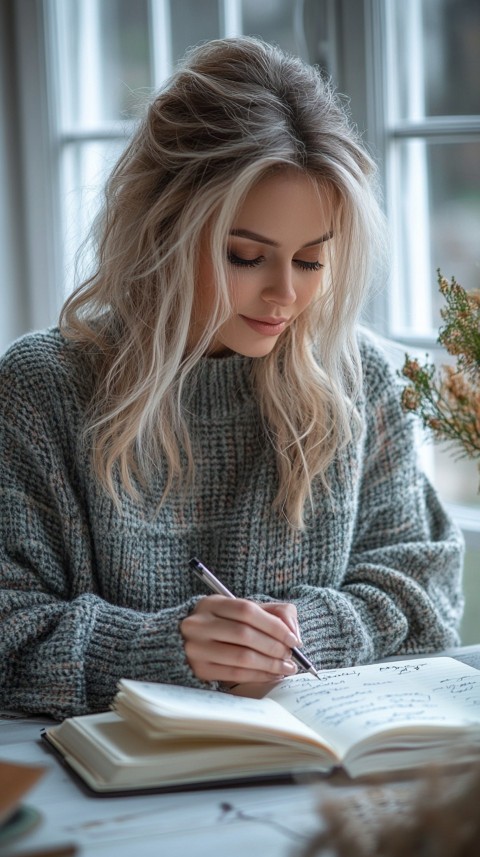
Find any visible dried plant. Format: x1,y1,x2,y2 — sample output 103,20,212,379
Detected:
300,763,480,857
400,272,480,484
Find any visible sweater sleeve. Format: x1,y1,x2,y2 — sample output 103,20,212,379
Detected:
0,335,207,719
283,339,465,669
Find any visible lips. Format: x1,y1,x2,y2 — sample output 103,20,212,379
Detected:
239,315,290,336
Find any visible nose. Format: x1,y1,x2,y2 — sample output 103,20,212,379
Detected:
262,266,296,306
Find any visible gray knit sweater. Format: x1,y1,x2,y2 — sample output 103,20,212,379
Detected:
0,329,464,718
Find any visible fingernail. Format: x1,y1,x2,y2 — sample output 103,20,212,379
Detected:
286,632,300,648
282,660,298,675
286,621,302,648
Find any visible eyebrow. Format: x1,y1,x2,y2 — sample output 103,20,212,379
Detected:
229,228,333,248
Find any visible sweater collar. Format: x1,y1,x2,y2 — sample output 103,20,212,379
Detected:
182,352,256,421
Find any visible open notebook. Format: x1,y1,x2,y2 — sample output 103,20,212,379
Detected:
42,657,480,794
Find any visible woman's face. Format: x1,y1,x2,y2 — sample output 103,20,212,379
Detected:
191,170,332,358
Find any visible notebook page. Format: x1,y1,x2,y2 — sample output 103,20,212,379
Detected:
266,657,480,757
118,679,324,745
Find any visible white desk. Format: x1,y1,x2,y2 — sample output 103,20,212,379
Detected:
2,645,479,857
0,719,324,857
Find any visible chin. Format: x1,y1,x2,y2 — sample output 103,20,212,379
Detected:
228,340,278,358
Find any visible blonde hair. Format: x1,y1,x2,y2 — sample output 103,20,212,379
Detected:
60,36,387,528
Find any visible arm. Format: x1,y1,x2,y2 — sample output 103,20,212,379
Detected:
0,336,209,718
182,342,464,682
0,335,308,712
284,339,464,668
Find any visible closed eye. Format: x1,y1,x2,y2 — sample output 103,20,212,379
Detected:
228,252,324,272
294,260,324,271
227,251,263,268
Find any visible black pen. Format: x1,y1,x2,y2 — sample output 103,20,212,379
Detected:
189,557,321,679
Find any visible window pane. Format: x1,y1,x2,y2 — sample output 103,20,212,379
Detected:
55,0,152,128
433,446,480,508
60,140,125,294
428,141,480,304
390,139,480,336
389,0,480,120
170,0,219,63
241,0,298,55
241,0,332,69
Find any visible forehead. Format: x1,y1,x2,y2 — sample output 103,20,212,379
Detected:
232,170,333,241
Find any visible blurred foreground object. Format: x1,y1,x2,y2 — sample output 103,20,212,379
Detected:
301,762,480,857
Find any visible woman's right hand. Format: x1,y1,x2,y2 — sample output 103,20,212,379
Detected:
180,595,300,684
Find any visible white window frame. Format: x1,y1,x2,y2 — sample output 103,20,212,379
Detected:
13,0,61,332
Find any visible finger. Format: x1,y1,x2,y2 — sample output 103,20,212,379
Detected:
185,614,294,660
185,640,298,676
191,663,296,683
185,641,297,682
262,602,302,644
199,596,300,648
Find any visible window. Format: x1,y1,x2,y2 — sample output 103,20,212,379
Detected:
41,0,337,304
368,0,480,644
11,0,479,552
385,0,480,340
375,0,480,527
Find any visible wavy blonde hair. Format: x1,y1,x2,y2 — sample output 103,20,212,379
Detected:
60,36,387,528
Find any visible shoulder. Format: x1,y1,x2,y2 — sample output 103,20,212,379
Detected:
2,327,64,371
356,327,406,404
355,327,415,445
354,328,416,453
0,328,94,416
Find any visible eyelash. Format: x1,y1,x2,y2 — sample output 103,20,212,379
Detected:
295,260,324,272
227,252,324,272
227,252,263,268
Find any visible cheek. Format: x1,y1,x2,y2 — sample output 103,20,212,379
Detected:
229,272,257,308
300,277,323,311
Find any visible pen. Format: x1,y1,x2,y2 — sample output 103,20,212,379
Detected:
189,557,321,679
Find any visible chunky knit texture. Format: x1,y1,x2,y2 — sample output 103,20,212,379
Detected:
0,329,464,718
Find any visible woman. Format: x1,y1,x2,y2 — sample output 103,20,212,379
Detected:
0,37,463,718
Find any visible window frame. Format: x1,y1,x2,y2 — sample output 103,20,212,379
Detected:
13,0,60,332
